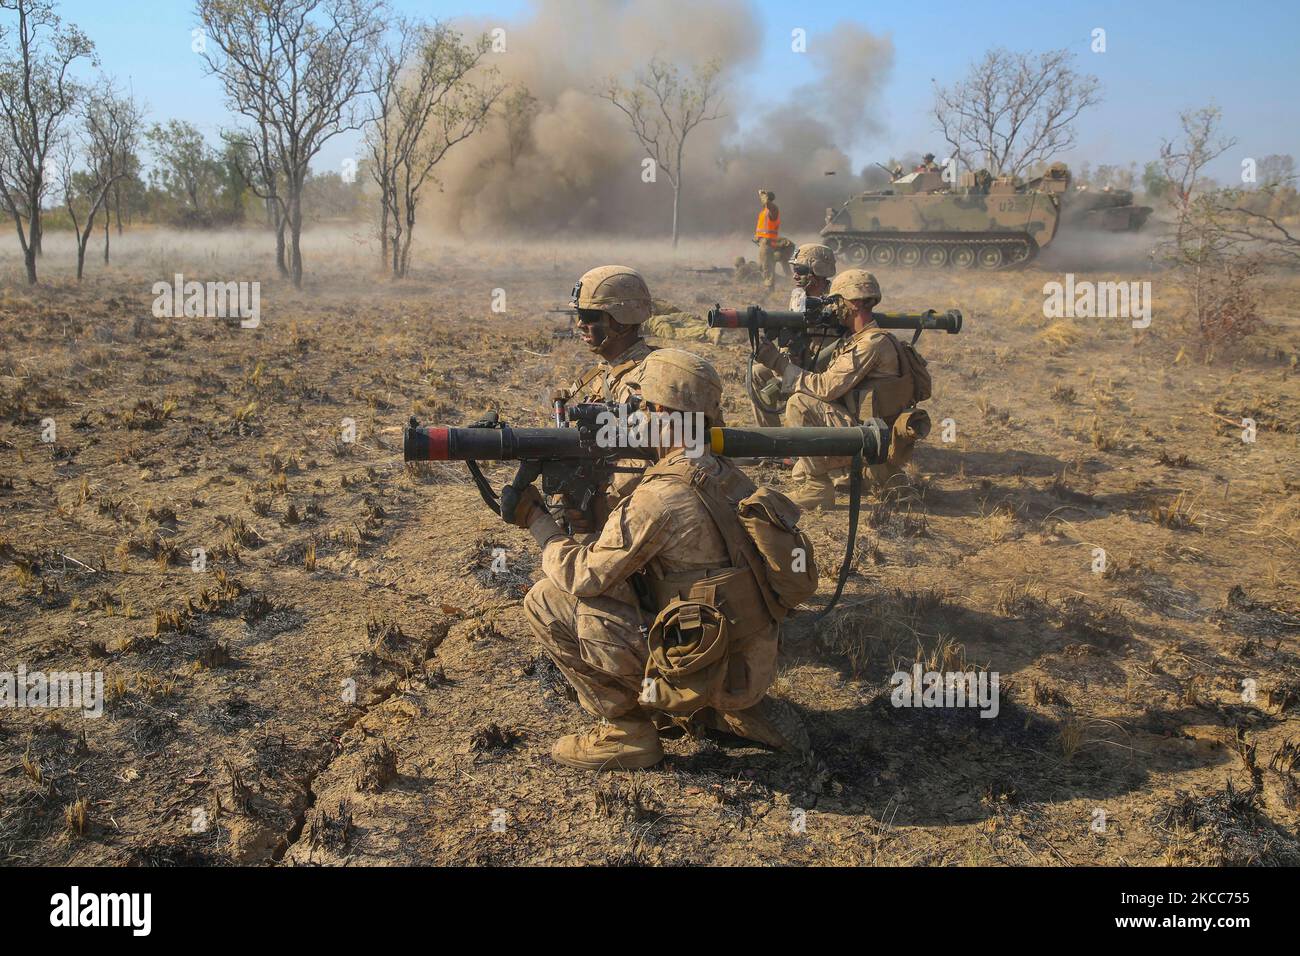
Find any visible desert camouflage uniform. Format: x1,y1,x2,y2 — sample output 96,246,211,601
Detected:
523,448,774,720
778,324,906,479
748,335,834,427
748,249,836,426
732,257,763,283
567,338,657,404
564,338,658,509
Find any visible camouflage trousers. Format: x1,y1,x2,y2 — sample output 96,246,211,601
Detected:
782,391,857,478
748,362,784,427
523,578,649,719
782,391,909,489
756,239,793,289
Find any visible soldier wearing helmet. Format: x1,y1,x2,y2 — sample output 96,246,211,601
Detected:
552,266,659,533
788,242,837,309
513,349,802,770
560,265,657,406
748,243,839,427
753,268,917,508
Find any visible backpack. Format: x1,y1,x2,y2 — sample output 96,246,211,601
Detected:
898,339,932,404
647,459,820,619
874,331,931,406
734,487,819,614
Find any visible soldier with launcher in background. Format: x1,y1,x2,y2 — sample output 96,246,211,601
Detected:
749,242,839,427
752,269,932,508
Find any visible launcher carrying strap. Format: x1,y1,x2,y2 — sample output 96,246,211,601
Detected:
463,415,506,514
743,308,783,419
466,459,501,514
812,449,864,623
461,415,543,519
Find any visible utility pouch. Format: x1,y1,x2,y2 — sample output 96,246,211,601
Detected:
643,598,730,715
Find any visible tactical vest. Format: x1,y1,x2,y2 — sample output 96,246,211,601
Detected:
842,329,915,425
571,342,657,403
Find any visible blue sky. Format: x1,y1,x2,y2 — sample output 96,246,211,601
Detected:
52,0,1300,183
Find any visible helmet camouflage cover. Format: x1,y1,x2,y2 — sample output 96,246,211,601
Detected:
790,243,836,278
569,265,652,326
829,268,882,307
633,348,724,423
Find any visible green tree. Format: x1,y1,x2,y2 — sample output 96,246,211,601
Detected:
145,119,228,226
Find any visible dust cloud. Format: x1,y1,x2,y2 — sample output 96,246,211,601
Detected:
425,0,895,242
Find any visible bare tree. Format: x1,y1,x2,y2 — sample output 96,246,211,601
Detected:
599,57,724,248
223,128,289,276
0,0,94,284
365,16,418,270
1156,106,1261,356
1158,106,1236,244
366,20,501,278
933,48,1100,178
498,86,538,170
197,0,383,288
56,87,134,281
87,84,142,264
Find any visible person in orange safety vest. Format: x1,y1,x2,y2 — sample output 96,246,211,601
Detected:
753,188,792,292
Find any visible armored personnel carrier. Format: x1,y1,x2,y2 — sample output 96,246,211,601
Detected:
1058,184,1153,232
820,165,1070,270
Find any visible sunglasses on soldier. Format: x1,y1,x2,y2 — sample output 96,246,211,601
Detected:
792,264,811,276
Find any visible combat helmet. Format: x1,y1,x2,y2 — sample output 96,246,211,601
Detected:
633,348,724,424
569,265,652,326
790,243,836,279
829,269,882,308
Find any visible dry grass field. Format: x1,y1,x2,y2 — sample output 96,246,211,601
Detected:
1,228,1298,865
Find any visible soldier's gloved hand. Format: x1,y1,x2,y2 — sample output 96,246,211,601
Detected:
563,508,592,534
754,340,789,373
507,486,546,529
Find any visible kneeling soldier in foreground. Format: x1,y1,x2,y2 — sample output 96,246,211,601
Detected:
512,349,812,770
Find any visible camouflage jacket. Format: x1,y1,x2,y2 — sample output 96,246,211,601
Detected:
567,338,657,404
781,324,905,420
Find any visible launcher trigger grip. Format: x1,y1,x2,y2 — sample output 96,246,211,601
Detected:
498,461,542,525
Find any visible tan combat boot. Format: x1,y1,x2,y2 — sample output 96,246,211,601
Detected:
551,716,665,771
708,696,812,757
789,475,837,511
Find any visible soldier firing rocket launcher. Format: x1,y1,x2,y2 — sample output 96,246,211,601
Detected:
708,296,962,348
404,403,891,613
